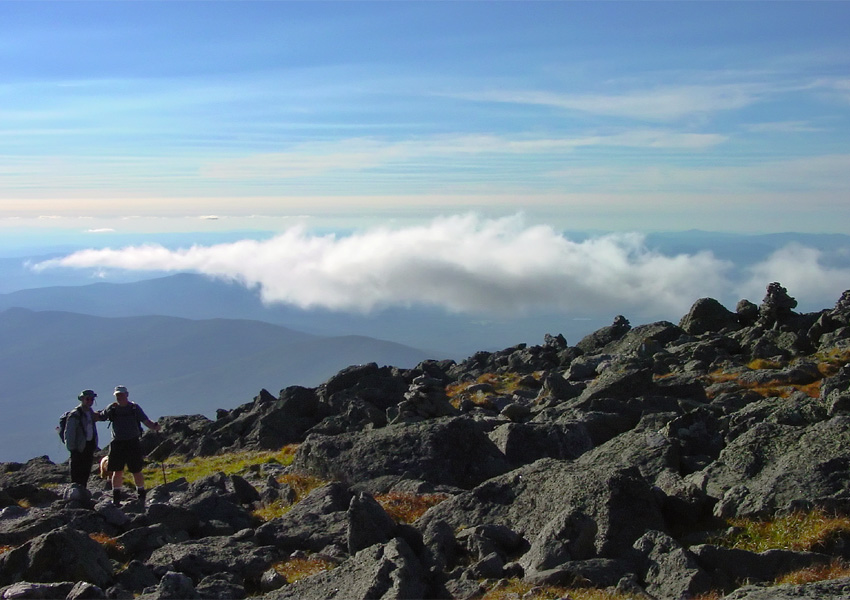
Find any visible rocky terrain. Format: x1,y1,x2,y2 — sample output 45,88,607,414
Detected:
3,282,850,599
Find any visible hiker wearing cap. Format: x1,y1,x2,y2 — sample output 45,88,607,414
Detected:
99,385,160,505
64,390,102,487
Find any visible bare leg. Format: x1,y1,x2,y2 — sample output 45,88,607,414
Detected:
111,470,124,505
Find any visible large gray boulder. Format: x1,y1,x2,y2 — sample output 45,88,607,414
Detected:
487,421,593,465
347,492,397,554
255,482,353,553
265,537,428,600
292,417,510,490
519,506,597,574
170,473,254,535
692,544,834,593
144,534,275,585
418,458,665,562
698,416,850,518
631,530,712,599
576,315,631,354
722,576,850,599
680,297,740,335
0,526,113,588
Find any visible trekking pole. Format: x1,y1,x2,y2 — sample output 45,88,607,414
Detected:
161,462,167,486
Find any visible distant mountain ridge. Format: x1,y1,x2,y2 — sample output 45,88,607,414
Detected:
0,273,579,357
0,307,433,463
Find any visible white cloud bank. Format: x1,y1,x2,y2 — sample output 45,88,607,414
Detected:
31,215,849,319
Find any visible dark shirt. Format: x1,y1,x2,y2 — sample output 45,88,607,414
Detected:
102,402,149,441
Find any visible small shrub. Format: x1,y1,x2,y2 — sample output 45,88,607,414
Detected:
374,492,448,523
89,532,125,557
272,554,336,583
0,545,14,555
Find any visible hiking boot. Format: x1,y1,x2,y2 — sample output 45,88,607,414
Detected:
112,489,122,506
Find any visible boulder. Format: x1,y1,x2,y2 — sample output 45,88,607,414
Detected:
136,571,199,599
575,315,631,354
680,297,740,335
255,483,353,553
347,492,396,554
264,537,428,600
487,421,593,465
0,582,76,599
292,417,511,490
145,535,275,585
418,458,666,561
519,507,597,573
631,530,712,599
691,544,833,592
722,576,850,600
701,416,850,518
0,525,113,588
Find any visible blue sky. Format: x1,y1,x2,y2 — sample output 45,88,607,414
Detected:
2,1,850,235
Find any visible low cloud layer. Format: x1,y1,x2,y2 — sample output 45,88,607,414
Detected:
32,215,848,320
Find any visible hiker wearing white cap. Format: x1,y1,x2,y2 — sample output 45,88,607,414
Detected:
99,385,160,506
62,389,102,487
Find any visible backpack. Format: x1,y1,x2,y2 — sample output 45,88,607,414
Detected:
57,408,78,443
104,401,144,436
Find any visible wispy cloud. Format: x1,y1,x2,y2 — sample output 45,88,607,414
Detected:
742,121,824,133
451,83,766,121
199,131,725,180
550,154,850,193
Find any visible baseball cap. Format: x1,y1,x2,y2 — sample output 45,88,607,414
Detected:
113,385,129,395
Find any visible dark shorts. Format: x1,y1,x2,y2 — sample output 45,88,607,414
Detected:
107,438,144,473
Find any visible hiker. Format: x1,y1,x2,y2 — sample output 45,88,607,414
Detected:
63,389,102,487
99,385,160,505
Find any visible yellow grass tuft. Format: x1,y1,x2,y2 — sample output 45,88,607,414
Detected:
374,491,448,523
775,559,850,585
143,444,300,484
0,545,14,555
89,532,125,556
273,555,336,583
478,578,645,600
252,472,329,522
719,509,850,553
446,372,533,409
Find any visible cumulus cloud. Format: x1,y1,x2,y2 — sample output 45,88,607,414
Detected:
738,244,850,310
33,215,736,318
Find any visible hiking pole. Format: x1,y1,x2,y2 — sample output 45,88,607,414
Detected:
161,462,167,486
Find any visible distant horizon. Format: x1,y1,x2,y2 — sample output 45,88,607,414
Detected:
4,223,847,329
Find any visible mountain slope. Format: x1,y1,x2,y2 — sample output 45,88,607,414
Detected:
0,308,434,463
0,273,574,357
